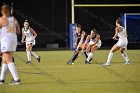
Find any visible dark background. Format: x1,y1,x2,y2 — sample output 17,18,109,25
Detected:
1,0,140,49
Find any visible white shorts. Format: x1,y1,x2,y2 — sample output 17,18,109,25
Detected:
1,34,17,52
116,39,128,50
26,37,35,46
88,39,102,48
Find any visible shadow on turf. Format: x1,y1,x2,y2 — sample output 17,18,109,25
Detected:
14,54,68,87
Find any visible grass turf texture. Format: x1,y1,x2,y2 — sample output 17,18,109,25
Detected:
0,50,140,93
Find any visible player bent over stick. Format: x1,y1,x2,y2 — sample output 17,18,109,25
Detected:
83,29,102,64
21,20,41,64
0,4,21,85
102,18,131,66
67,24,87,65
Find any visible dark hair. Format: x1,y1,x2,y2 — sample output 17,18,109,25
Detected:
1,3,10,11
76,24,82,29
116,18,122,25
91,28,98,33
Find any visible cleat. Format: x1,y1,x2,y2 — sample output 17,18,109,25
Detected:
89,58,93,62
9,79,21,85
26,61,31,64
0,80,5,85
85,60,90,64
101,63,110,66
37,56,41,62
67,59,74,65
125,61,131,65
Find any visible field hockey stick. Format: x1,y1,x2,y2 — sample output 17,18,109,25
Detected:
113,37,119,40
17,41,25,45
10,2,14,16
77,50,86,58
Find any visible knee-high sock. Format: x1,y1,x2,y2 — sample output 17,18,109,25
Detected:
8,62,19,81
86,52,93,61
106,52,113,64
71,51,79,62
31,52,39,59
26,51,31,61
0,63,8,80
84,51,88,58
121,52,129,62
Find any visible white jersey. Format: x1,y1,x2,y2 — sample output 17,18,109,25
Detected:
116,26,128,49
118,26,127,40
22,27,35,45
22,27,33,38
0,16,17,52
1,17,16,38
89,35,102,48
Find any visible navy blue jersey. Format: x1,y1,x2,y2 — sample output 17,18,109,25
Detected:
76,31,87,45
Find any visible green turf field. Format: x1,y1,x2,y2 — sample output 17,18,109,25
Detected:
0,50,140,93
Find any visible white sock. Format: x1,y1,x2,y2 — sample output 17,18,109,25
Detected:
27,51,31,61
121,52,129,62
8,62,19,81
86,52,89,56
106,52,113,64
31,52,39,59
86,52,93,61
0,63,8,80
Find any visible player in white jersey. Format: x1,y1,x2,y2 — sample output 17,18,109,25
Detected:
0,4,21,85
103,18,130,66
83,28,101,64
21,20,41,64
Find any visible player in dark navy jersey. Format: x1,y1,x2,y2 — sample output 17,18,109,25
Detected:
67,24,87,65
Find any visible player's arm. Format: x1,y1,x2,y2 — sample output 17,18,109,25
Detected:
112,27,119,40
21,28,25,42
90,34,100,46
81,35,90,51
80,31,86,42
74,31,78,47
29,27,37,40
84,35,90,45
14,18,20,35
0,17,2,29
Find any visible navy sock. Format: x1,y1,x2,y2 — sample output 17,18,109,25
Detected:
84,51,88,58
71,51,79,62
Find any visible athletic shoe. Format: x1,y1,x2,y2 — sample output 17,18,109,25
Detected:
37,56,41,62
67,59,74,65
89,58,93,62
26,61,31,64
101,63,110,66
125,61,131,65
9,79,21,85
85,60,90,64
0,80,4,84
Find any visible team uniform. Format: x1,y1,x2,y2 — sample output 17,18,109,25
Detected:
88,35,102,48
85,34,102,64
22,27,35,46
103,25,130,66
22,27,40,64
0,16,20,85
67,31,87,65
116,26,128,49
1,17,17,52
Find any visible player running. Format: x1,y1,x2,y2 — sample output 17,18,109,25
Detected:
67,24,87,65
83,28,102,64
21,20,41,64
102,18,130,66
0,4,21,85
